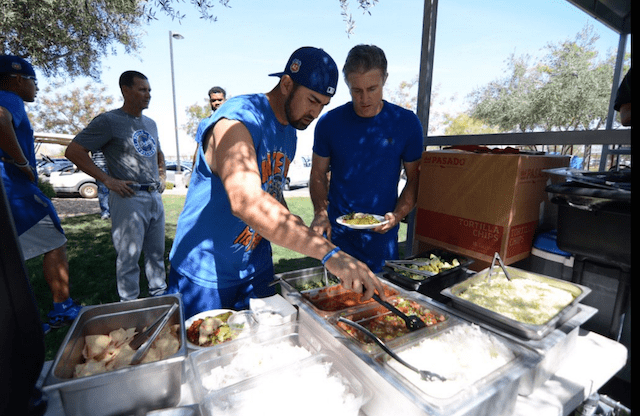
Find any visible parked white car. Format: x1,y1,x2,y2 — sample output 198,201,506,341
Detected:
45,166,98,199
285,155,311,190
165,161,192,187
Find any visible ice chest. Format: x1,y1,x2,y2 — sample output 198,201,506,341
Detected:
415,150,569,265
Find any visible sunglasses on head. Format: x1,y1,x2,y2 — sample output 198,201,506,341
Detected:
10,74,37,85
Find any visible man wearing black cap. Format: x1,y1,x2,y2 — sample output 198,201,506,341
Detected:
0,55,82,332
168,47,386,318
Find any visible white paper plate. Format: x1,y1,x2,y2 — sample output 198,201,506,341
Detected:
184,309,233,350
337,214,388,229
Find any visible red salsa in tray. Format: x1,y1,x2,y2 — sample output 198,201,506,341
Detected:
336,297,447,344
303,285,398,312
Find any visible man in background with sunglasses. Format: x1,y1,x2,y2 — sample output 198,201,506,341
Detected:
0,55,82,333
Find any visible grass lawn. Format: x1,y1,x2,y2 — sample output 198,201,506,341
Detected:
27,194,406,360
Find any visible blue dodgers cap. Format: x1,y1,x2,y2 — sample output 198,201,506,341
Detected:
269,47,338,97
0,55,36,77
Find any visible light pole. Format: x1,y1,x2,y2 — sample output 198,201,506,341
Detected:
169,30,184,186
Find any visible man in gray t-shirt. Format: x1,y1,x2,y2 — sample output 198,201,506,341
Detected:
66,71,167,301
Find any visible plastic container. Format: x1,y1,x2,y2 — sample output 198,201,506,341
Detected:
200,353,368,416
189,322,324,401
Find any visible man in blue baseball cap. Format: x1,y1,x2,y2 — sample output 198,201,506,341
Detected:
0,55,82,333
167,46,387,319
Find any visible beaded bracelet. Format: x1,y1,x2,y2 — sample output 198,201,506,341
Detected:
321,247,341,265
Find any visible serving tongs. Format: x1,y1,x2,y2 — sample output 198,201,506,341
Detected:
338,317,446,382
385,260,437,277
487,252,512,282
371,293,426,331
129,302,178,365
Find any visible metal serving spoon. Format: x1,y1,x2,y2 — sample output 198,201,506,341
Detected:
371,293,427,331
338,317,446,382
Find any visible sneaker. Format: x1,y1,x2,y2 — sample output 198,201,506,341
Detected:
42,323,51,335
47,298,82,329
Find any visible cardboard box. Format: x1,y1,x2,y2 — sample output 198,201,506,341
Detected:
414,150,570,265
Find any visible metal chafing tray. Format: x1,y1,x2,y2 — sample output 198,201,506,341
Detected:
328,296,451,355
440,266,591,340
274,266,341,293
277,266,399,317
382,248,473,302
431,300,598,395
294,288,541,416
42,294,187,416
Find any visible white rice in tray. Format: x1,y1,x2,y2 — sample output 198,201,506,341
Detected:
201,339,312,390
207,359,362,416
387,323,516,399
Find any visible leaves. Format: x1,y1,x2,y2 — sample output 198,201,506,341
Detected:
468,24,629,133
2,0,374,80
28,82,116,134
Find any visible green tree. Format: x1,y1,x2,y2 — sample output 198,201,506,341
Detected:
442,113,499,136
468,25,627,133
182,100,212,138
2,0,144,79
28,82,116,135
2,0,378,80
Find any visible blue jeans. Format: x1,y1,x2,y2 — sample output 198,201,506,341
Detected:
97,166,110,217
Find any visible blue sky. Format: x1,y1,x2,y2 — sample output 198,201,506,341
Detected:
36,0,629,159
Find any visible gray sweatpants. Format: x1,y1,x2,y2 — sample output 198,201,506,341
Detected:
109,190,167,301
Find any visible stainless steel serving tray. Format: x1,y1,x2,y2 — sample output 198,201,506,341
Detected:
296,289,541,416
42,294,187,416
277,266,399,317
328,296,452,355
440,266,591,340
274,266,341,294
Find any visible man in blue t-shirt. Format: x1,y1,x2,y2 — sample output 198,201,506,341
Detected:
310,45,424,273
0,55,82,331
167,47,387,318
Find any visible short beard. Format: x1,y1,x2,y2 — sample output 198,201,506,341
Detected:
284,83,309,130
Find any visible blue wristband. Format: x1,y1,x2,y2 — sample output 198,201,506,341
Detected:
322,247,341,265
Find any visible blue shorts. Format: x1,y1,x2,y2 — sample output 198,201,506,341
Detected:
167,266,276,320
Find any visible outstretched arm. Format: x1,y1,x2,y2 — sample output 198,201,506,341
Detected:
206,119,386,300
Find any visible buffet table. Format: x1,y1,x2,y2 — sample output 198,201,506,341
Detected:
37,265,629,416
38,314,627,416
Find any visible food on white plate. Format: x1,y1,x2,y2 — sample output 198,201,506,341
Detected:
456,272,575,325
387,323,515,398
73,325,180,378
186,311,237,347
342,212,381,225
